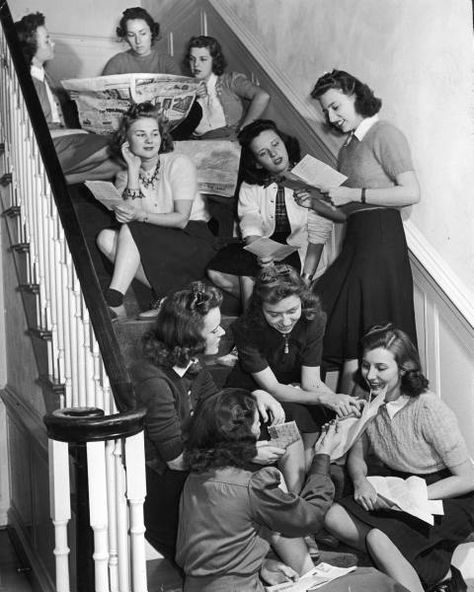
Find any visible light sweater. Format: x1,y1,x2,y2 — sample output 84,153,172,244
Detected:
365,391,469,474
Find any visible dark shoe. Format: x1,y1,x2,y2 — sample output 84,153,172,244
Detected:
109,304,127,321
427,566,467,592
137,297,166,320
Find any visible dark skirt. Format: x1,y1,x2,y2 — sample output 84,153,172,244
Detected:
315,208,417,364
129,220,218,298
225,368,332,433
53,133,112,174
339,468,474,588
208,236,301,277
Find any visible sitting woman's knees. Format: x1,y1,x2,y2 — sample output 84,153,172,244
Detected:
96,228,116,255
366,528,390,552
324,503,346,534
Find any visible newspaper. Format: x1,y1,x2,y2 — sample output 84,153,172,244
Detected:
265,562,356,591
367,475,444,525
174,140,241,197
327,390,386,462
61,73,200,135
244,237,299,261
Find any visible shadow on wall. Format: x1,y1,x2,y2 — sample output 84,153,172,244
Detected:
47,39,83,81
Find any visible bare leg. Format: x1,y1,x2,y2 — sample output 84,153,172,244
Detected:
271,533,313,576
338,358,358,394
366,529,424,592
277,439,306,494
207,270,241,298
324,503,371,551
97,226,150,292
240,275,255,310
302,432,318,472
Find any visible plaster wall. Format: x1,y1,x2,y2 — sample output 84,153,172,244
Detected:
219,0,474,297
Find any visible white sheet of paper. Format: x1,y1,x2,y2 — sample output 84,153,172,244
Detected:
84,180,124,211
291,154,347,189
243,237,298,261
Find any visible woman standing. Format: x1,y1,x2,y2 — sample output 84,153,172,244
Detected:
324,324,474,592
306,70,420,393
207,119,332,307
185,36,270,139
97,102,217,319
130,282,284,566
102,7,180,76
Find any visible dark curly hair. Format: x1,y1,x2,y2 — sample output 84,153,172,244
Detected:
242,264,324,331
142,281,223,369
184,388,258,472
14,12,45,65
238,119,301,186
311,70,382,126
116,7,160,43
111,101,173,159
184,35,227,76
357,323,429,397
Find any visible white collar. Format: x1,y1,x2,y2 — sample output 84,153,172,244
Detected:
385,394,410,419
172,360,194,377
206,73,218,91
30,64,45,82
354,114,379,141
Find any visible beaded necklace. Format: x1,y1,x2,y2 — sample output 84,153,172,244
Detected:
139,158,161,189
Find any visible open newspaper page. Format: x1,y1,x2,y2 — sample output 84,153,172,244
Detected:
367,475,444,525
265,563,356,591
174,140,241,197
61,74,200,135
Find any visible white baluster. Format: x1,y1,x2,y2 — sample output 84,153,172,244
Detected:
105,440,119,592
125,432,148,592
49,439,71,592
87,440,111,592
114,440,130,592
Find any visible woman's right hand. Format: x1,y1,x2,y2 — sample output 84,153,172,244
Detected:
293,189,313,208
114,201,144,224
314,421,338,456
195,81,208,98
353,478,378,511
121,141,141,172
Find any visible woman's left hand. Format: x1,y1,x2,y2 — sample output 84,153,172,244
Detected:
319,185,355,206
253,441,286,465
114,201,144,224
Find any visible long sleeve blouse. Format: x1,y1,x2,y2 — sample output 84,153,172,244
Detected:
176,454,334,580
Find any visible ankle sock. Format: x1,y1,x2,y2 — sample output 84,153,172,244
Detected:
105,288,124,307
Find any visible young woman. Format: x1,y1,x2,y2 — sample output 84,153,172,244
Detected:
130,282,285,567
96,102,217,319
185,36,270,139
305,70,420,393
15,12,121,184
102,7,180,76
208,119,333,307
324,324,474,592
226,264,361,492
176,388,337,591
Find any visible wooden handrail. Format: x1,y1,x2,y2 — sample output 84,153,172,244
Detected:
0,0,133,412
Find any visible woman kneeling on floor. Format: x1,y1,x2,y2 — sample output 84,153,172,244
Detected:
324,324,474,592
97,102,218,319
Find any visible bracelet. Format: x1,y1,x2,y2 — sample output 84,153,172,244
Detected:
123,187,143,200
361,188,367,204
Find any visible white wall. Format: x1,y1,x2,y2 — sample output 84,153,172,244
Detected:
11,0,137,78
217,0,474,302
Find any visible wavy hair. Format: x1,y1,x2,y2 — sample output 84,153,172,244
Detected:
184,388,258,472
111,101,173,159
357,323,429,397
15,12,45,65
311,69,382,122
238,119,301,186
242,264,324,331
142,282,223,369
184,35,227,76
116,7,160,42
